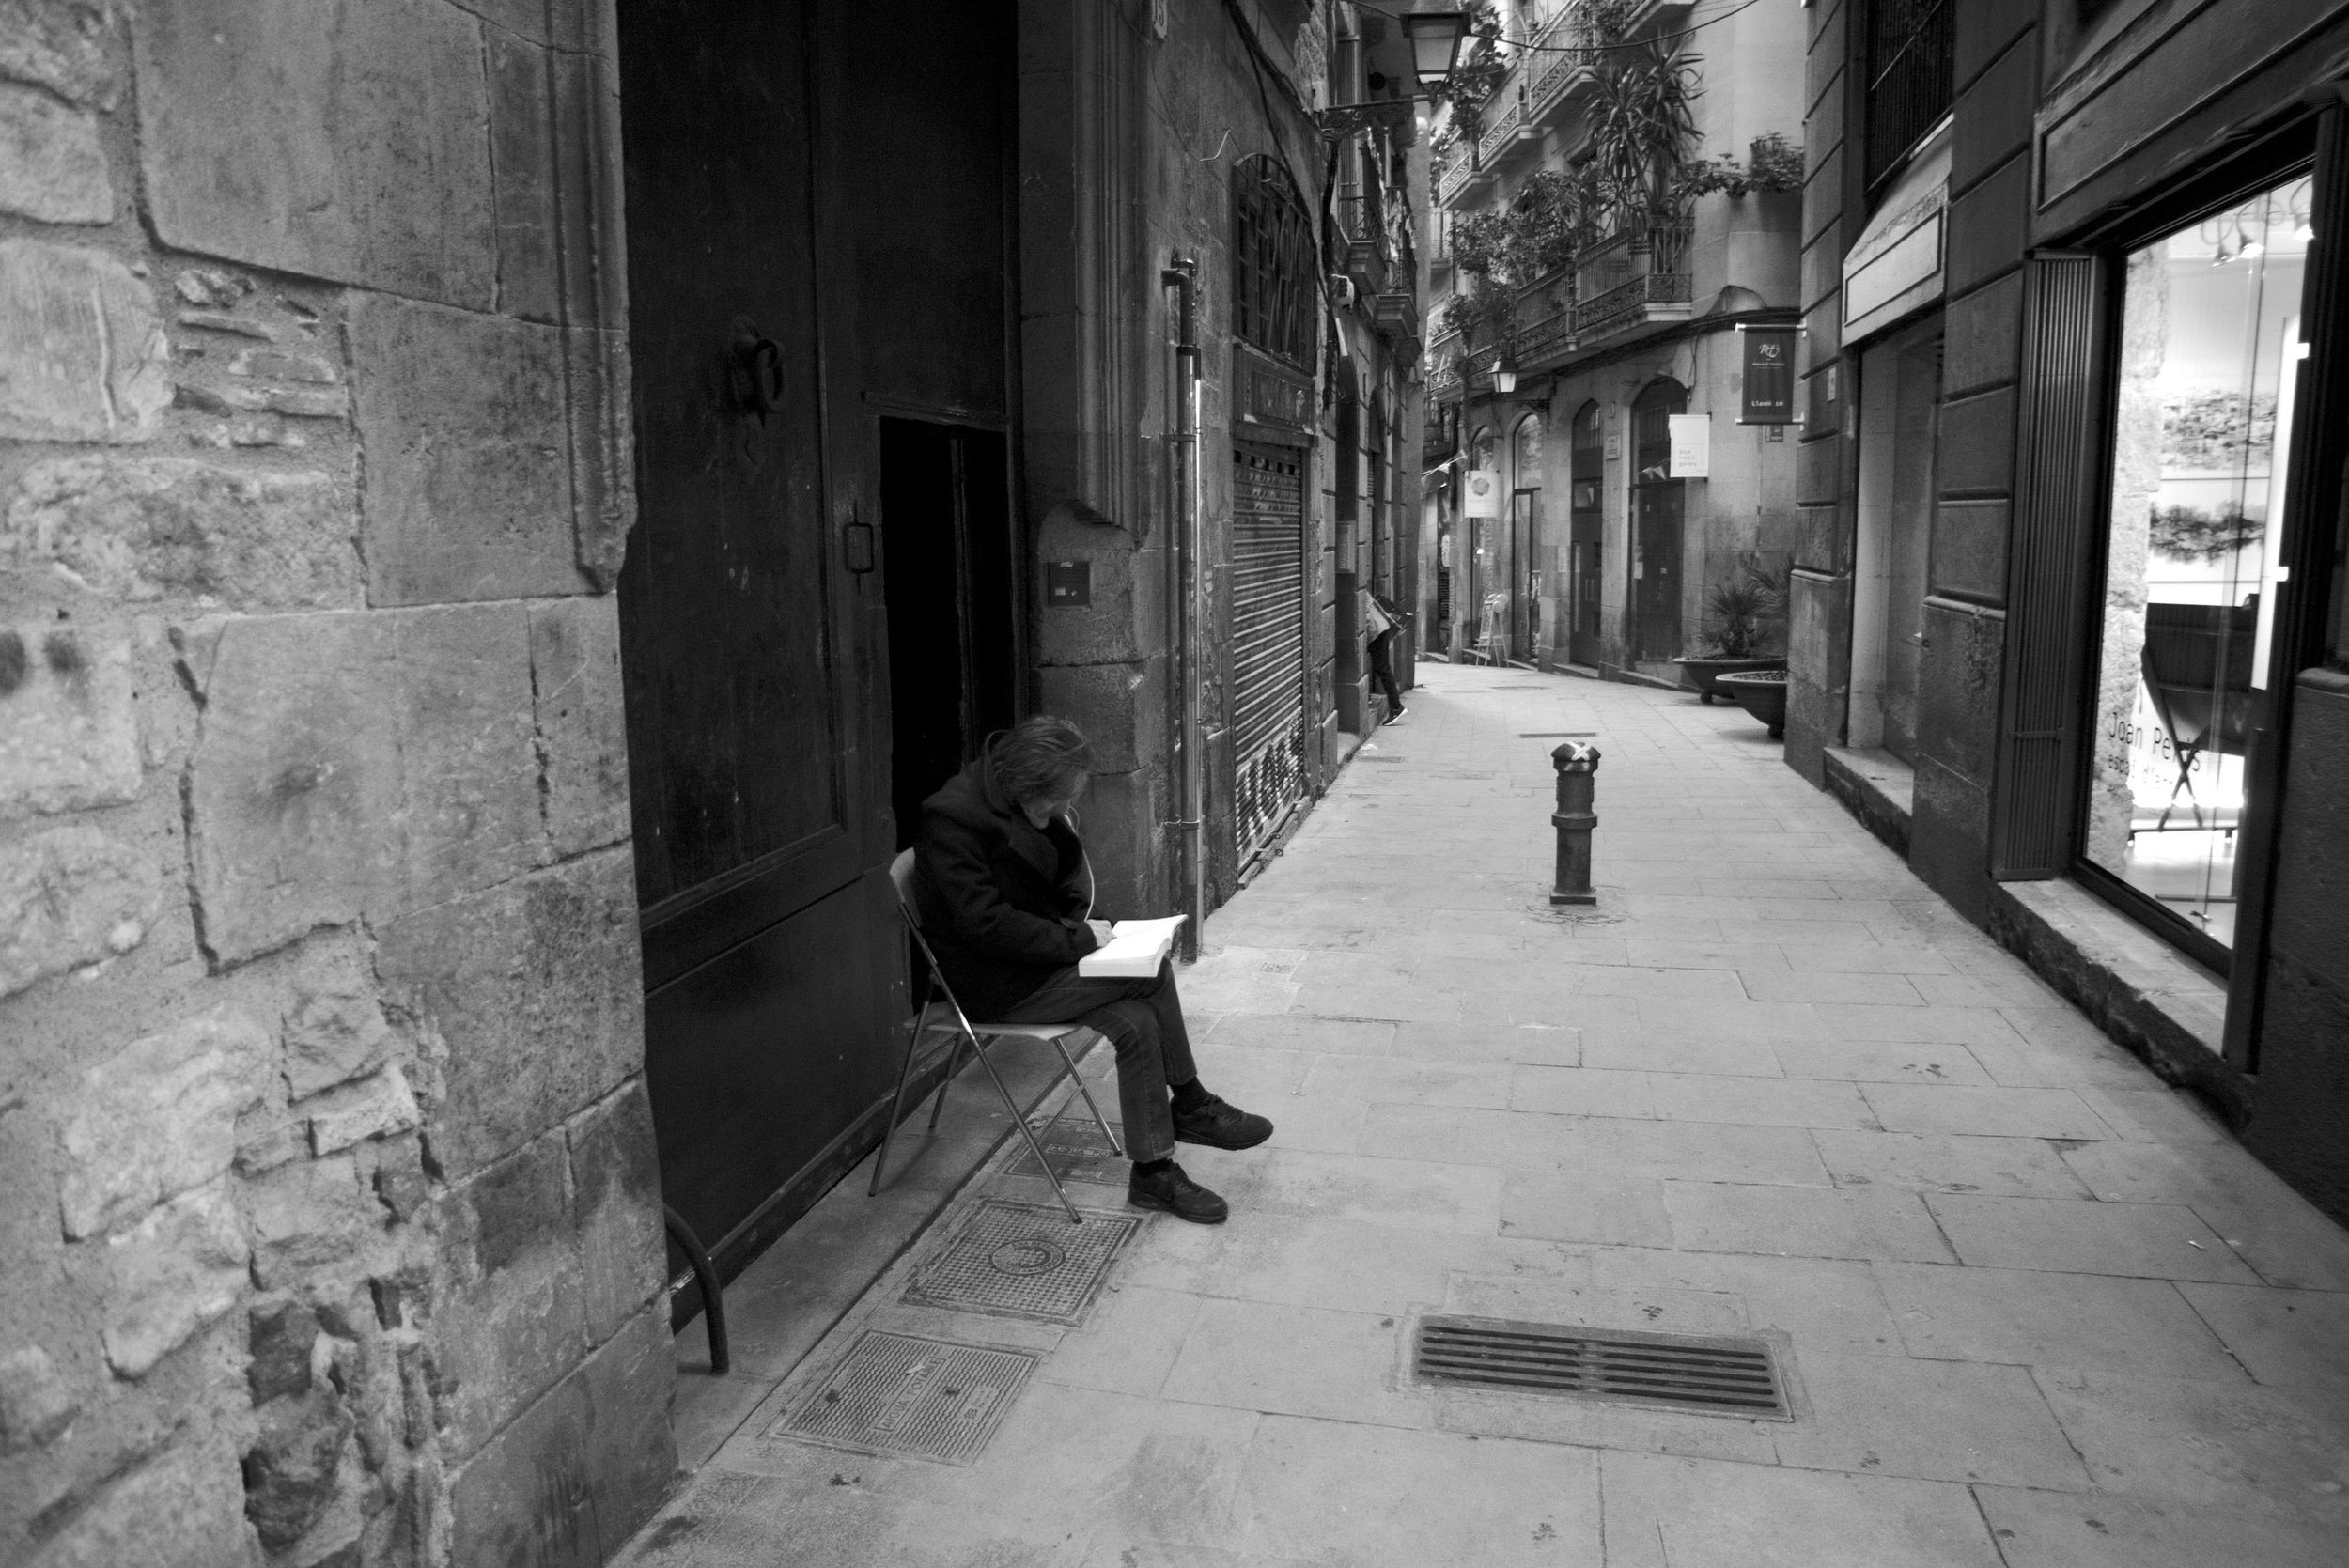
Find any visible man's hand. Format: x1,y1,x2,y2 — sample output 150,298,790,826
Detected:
1084,919,1116,947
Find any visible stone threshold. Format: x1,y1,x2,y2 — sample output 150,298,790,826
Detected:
1822,745,1913,858
1810,745,2243,1119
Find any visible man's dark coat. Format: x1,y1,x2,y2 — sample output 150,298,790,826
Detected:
911,737,1100,1017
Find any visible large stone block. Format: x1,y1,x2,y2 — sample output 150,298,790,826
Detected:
240,1152,385,1295
5,457,359,609
0,82,111,223
103,1179,249,1378
27,1435,261,1568
428,1139,588,1459
241,1389,353,1551
445,1303,677,1568
349,293,588,604
280,953,396,1101
0,1343,77,1452
187,605,539,964
376,849,643,1178
0,1,119,110
568,1080,664,1345
529,597,630,858
1036,658,1164,773
0,239,171,442
56,1008,270,1239
0,622,140,819
133,0,494,306
0,823,160,998
304,1062,421,1156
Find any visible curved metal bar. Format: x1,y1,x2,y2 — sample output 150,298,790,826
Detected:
663,1203,729,1375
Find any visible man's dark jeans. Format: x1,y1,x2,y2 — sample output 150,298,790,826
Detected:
993,957,1196,1162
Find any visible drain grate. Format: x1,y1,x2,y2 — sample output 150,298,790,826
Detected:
772,1330,1035,1465
1414,1315,1791,1420
1517,731,1595,738
903,1198,1137,1324
1003,1116,1129,1186
1357,755,1407,763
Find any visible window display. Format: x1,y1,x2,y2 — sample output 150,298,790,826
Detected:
2085,177,2310,950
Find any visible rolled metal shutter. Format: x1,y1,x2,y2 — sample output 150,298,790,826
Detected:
1231,442,1308,856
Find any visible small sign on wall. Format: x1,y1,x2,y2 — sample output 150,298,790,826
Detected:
1667,415,1710,479
1046,560,1091,607
1462,468,1503,518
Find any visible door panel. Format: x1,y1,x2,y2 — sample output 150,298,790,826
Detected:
617,0,894,1264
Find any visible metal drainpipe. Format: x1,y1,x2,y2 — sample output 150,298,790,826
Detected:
1162,257,1206,961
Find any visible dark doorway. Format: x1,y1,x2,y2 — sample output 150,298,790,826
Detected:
1569,399,1605,666
880,418,1019,845
1631,380,1688,663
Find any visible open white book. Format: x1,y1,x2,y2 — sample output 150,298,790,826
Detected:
1077,915,1187,978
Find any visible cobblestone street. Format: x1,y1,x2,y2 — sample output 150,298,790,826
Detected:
616,665,2349,1568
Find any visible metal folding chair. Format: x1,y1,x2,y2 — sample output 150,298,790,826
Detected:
870,848,1124,1223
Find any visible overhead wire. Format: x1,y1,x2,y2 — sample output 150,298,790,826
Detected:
1349,0,1768,57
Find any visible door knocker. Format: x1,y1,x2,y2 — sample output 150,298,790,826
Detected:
729,318,786,422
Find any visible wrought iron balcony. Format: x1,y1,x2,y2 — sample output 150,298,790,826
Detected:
1571,219,1692,343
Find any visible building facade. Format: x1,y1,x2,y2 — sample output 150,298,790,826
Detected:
1420,0,1805,682
0,2,1425,1564
1791,0,2349,1222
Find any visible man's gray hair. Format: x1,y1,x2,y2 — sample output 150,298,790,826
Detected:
993,715,1094,805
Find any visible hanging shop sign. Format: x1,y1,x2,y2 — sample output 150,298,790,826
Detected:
1736,325,1799,424
1667,414,1710,478
1462,467,1503,518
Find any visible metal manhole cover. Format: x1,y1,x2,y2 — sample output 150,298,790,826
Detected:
1414,1315,1792,1421
770,1331,1035,1465
1003,1117,1129,1187
1357,755,1406,763
903,1198,1137,1324
1518,732,1595,738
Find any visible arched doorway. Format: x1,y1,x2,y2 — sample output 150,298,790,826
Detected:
1569,400,1606,667
1467,425,1497,658
1511,414,1544,663
1630,379,1688,664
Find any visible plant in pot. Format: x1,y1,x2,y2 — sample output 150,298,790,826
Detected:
1674,558,1788,702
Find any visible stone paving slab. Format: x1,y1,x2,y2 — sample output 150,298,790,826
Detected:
618,666,2349,1567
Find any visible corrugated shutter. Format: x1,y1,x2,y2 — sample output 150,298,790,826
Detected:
1232,441,1309,856
1992,254,2106,877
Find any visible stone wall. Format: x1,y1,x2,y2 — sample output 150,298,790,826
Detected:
0,4,673,1565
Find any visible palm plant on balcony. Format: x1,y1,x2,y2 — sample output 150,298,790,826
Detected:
1587,41,1701,243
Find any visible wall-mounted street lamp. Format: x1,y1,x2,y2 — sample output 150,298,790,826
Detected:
1402,8,1471,94
1490,350,1518,395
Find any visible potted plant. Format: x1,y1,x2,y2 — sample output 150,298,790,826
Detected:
1673,559,1788,702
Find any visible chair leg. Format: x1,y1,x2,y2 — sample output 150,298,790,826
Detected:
1050,1031,1125,1158
965,1030,1083,1224
868,1010,929,1198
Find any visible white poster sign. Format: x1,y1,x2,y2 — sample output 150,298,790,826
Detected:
1668,414,1711,479
1462,467,1503,518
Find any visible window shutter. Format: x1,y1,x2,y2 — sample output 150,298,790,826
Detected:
1991,254,2107,878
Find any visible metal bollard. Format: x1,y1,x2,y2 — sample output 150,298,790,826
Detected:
1549,741,1601,906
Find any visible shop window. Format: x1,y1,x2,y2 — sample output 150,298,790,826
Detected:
2083,176,2312,952
1234,156,1315,369
1512,415,1544,660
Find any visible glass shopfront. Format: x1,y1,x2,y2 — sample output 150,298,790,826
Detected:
2083,176,2312,951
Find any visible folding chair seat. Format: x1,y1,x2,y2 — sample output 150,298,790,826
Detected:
869,848,1124,1223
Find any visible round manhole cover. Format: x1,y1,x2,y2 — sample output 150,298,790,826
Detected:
988,1239,1066,1277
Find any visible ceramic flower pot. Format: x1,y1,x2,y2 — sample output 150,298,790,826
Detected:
1717,669,1790,739
1672,656,1784,704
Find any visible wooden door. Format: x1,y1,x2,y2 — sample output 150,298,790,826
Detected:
616,0,899,1276
1631,382,1688,663
1569,402,1604,666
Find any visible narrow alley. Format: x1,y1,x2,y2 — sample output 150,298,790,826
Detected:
614,666,2349,1568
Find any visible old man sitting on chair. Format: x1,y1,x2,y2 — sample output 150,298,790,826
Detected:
911,715,1270,1222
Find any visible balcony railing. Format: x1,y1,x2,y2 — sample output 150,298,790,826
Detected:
1576,272,1693,339
1439,153,1472,204
1864,0,1953,190
1475,91,1524,164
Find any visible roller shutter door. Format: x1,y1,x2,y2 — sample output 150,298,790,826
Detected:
1231,441,1309,857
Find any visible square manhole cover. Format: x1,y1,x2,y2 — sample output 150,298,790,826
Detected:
1414,1315,1792,1421
903,1198,1138,1325
1004,1117,1129,1186
771,1330,1036,1465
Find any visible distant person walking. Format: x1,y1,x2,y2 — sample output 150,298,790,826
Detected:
1365,589,1406,722
911,716,1272,1222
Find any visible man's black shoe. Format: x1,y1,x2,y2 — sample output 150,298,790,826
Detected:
1128,1161,1228,1223
1173,1092,1273,1150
